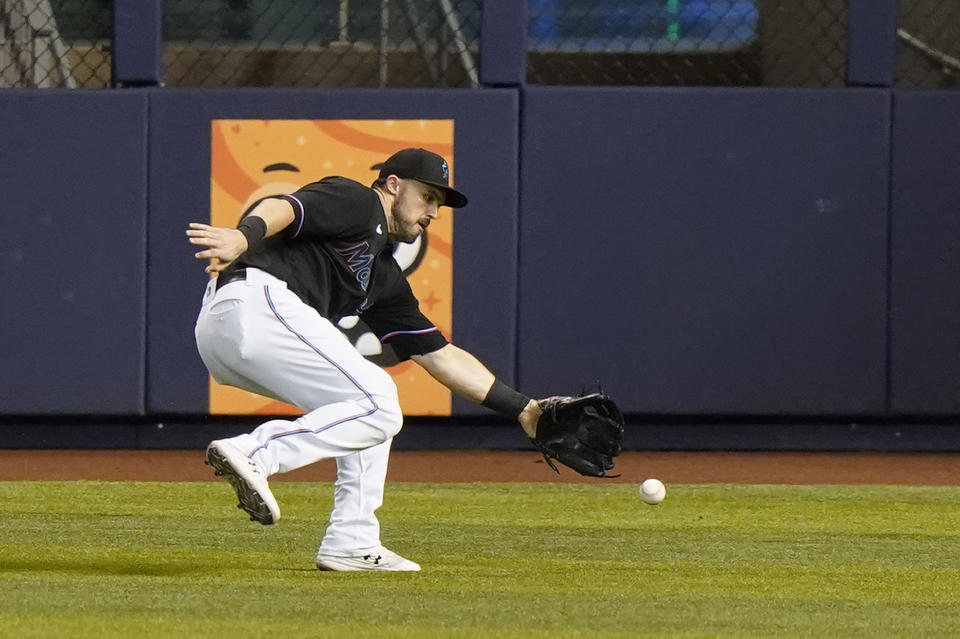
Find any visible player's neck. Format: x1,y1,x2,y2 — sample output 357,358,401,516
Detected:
374,187,397,237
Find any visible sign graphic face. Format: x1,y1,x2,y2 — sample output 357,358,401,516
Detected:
210,119,456,416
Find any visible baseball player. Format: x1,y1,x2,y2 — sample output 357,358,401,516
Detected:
187,148,544,571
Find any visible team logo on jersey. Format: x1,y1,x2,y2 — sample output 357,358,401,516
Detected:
335,241,374,291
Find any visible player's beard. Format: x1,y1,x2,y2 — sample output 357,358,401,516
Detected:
389,198,424,244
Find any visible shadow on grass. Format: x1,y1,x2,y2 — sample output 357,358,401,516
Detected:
0,558,201,577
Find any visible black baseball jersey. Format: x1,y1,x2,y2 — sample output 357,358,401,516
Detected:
227,176,448,361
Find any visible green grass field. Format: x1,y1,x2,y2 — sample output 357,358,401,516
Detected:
1,480,958,638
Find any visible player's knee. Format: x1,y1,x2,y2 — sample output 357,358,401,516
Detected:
374,392,403,439
368,371,402,438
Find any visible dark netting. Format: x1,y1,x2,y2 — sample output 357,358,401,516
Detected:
163,0,481,87
0,0,111,88
897,0,960,88
527,0,846,87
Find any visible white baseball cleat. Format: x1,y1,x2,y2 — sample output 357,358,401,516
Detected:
316,546,421,572
205,439,280,525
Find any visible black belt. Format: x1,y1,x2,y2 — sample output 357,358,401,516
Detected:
215,267,247,291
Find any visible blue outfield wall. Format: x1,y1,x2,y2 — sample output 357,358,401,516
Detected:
0,91,148,414
1,84,960,450
518,87,891,415
889,90,960,414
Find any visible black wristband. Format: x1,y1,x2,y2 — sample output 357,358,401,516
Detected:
237,215,267,251
481,378,531,421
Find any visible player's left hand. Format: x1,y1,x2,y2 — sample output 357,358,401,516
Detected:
186,223,248,273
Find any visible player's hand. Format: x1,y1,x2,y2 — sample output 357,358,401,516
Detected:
186,223,248,273
517,399,541,438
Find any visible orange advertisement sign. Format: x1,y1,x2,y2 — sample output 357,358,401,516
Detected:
209,119,455,416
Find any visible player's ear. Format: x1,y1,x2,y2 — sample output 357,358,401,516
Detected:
386,175,401,196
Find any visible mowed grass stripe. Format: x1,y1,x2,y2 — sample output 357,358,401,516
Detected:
0,481,958,638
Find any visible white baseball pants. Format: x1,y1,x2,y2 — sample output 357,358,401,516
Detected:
194,267,403,555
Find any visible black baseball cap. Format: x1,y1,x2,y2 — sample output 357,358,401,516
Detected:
378,148,468,208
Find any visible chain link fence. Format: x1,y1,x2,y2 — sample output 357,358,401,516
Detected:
6,1,959,90
0,0,111,87
527,0,847,86
0,0,484,88
896,0,960,88
163,0,482,87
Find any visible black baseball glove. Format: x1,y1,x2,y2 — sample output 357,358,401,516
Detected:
531,392,625,477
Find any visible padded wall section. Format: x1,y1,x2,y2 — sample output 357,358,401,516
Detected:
519,87,890,414
889,91,960,412
0,91,148,414
147,89,518,414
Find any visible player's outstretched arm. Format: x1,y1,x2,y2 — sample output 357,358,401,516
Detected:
186,197,295,273
414,345,623,477
411,344,541,436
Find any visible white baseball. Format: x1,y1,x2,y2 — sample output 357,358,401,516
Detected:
638,478,666,505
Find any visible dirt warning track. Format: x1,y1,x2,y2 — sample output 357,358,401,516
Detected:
1,450,958,485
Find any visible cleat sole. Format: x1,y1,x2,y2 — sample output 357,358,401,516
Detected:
205,445,276,525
